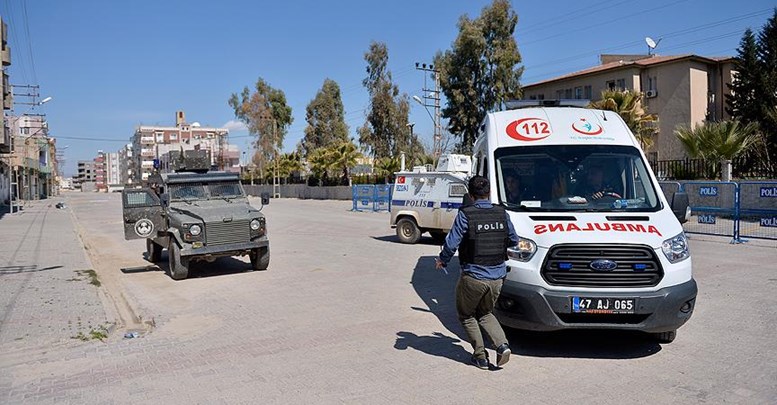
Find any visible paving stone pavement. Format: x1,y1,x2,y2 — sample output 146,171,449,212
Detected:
0,192,775,404
0,199,112,352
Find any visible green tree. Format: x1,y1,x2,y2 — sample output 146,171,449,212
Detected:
329,140,362,185
726,29,762,127
589,89,658,150
358,41,412,159
675,120,761,180
274,152,304,183
228,78,293,180
373,156,401,184
435,0,523,153
301,79,349,158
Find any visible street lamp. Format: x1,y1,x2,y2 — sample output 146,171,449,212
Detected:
412,95,435,124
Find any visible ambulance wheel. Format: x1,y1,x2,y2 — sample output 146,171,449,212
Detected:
651,330,676,343
397,218,421,244
430,231,447,244
146,239,162,262
168,240,189,280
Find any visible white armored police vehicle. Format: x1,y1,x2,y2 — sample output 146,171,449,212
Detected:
390,154,471,244
474,100,695,343
121,150,270,280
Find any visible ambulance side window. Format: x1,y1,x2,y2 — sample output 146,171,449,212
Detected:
482,158,488,177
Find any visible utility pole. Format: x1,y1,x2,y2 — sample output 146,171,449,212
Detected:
415,62,441,159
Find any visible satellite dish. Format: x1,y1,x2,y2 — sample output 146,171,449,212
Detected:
191,122,201,127
645,37,662,55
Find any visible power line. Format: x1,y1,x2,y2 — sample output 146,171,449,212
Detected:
521,0,691,47
21,0,38,86
517,0,630,35
522,9,771,73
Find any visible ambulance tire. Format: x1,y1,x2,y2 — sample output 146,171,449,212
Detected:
651,330,676,344
429,231,447,244
396,217,421,244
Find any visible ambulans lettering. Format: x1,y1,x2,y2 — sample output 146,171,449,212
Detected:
533,223,662,236
505,118,551,141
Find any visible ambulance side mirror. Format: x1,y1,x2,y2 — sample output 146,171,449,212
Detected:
670,191,690,224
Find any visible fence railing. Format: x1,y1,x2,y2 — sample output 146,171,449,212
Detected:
651,158,777,180
670,180,777,242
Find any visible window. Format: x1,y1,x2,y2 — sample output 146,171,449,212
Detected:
537,94,545,100
529,95,537,100
584,85,592,100
648,76,657,91
564,88,572,99
170,133,178,140
616,78,626,90
574,87,583,99
556,90,564,99
606,80,616,91
208,182,244,198
494,145,660,212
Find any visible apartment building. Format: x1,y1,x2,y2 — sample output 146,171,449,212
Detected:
117,143,134,185
130,111,240,183
94,150,106,191
522,54,735,160
4,115,57,200
106,152,120,186
76,160,96,189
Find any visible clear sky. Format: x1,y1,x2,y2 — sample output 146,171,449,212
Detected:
2,0,774,176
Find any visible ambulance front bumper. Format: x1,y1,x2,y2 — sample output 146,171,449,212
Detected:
494,278,697,333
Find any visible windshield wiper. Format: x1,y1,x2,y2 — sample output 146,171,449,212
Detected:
503,202,543,212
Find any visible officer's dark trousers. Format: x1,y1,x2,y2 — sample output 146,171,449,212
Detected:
455,273,508,360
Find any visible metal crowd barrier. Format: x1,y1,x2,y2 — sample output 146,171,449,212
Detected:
736,181,777,241
677,180,777,243
351,185,393,212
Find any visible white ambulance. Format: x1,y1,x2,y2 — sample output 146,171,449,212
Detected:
390,154,471,244
475,100,695,343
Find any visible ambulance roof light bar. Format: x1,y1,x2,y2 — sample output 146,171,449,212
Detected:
505,99,590,110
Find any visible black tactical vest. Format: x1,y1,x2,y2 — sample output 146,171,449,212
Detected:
459,204,510,266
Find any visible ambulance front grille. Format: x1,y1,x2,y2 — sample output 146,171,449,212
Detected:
541,244,663,288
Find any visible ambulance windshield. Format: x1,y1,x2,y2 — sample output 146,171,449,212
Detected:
495,145,661,212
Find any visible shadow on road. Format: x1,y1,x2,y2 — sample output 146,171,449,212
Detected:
394,331,472,366
122,253,256,279
371,234,442,246
405,255,662,361
0,265,63,275
506,329,662,359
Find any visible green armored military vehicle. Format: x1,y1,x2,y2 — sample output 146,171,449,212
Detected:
121,150,270,280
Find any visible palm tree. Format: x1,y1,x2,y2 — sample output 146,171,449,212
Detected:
675,120,761,181
329,141,362,186
276,152,303,183
307,148,333,186
589,90,659,150
374,156,401,184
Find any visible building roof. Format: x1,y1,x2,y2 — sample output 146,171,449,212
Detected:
524,54,733,89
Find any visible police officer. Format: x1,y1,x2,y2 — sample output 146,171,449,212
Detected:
436,175,519,369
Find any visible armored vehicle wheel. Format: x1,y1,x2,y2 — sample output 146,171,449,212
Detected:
250,247,270,271
396,217,421,244
651,330,677,343
429,231,447,244
168,240,189,280
146,239,162,262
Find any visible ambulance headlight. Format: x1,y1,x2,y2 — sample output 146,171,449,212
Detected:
662,232,690,263
507,237,537,262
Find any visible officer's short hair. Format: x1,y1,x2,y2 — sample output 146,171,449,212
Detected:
468,175,490,199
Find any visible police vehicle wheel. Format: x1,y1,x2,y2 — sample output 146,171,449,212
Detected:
651,330,676,343
168,240,189,280
146,239,162,263
250,247,270,271
396,218,421,244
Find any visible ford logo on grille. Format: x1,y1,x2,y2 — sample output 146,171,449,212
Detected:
589,259,618,271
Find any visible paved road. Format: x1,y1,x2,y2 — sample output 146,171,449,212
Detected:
1,192,776,404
